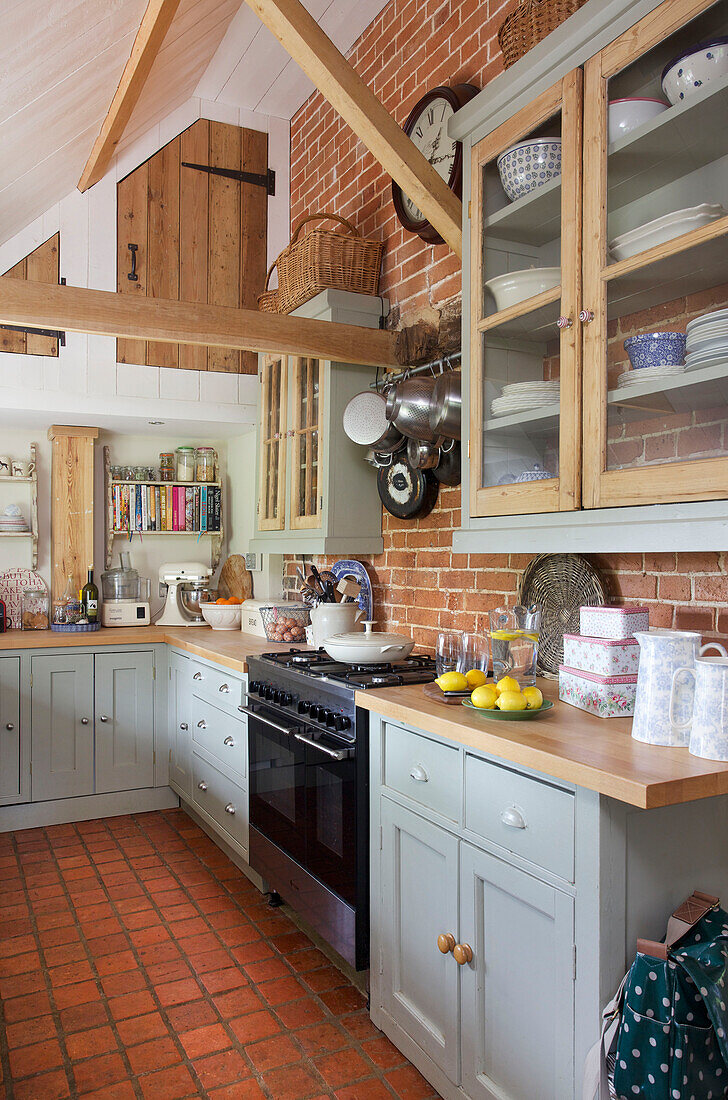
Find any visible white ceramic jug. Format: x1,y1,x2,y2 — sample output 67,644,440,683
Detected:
670,656,728,760
309,602,364,648
632,630,727,746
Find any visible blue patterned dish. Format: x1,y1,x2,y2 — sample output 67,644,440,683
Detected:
330,560,373,622
624,332,686,369
497,139,562,203
661,38,728,105
514,463,554,483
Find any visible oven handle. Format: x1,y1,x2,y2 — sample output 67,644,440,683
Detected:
238,705,297,737
294,732,350,761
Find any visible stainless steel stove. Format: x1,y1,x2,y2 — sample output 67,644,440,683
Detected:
243,648,436,969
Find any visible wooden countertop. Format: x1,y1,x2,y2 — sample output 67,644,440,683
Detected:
356,679,728,810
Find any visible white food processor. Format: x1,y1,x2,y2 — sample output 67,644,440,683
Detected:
101,553,151,627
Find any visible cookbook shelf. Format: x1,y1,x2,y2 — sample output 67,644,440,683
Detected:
0,443,38,569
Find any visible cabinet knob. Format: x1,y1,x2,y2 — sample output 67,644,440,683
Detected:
179,723,188,731
99,715,109,723
224,803,235,815
453,943,473,966
197,720,207,729
437,932,456,954
5,722,14,731
409,763,429,783
218,683,230,694
223,736,235,747
500,805,527,830
579,308,595,324
197,781,208,792
557,315,573,329
193,672,203,681
81,717,89,725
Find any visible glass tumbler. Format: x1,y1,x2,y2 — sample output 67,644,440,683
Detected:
488,605,541,686
460,633,490,675
436,631,462,677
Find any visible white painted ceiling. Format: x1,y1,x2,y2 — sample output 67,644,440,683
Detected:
0,0,389,249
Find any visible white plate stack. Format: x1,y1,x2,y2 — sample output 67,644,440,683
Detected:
685,308,728,371
615,363,686,389
490,379,560,417
0,505,29,533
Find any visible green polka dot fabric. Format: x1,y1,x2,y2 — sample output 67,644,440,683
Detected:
613,906,728,1099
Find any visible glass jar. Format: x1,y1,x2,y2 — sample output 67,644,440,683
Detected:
52,601,67,626
110,465,122,481
134,465,147,481
122,466,135,481
159,453,174,482
176,447,196,483
195,447,216,482
22,588,49,630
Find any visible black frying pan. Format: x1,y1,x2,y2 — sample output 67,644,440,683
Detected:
377,453,439,519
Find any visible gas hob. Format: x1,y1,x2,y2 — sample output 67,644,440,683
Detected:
258,647,437,689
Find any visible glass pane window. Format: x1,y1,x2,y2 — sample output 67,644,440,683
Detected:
291,358,322,526
259,356,287,527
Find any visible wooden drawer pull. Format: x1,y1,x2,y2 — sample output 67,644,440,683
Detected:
453,943,473,966
410,763,429,783
224,803,236,816
500,806,527,830
197,781,208,792
437,932,455,954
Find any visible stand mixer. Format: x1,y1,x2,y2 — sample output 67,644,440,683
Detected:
158,562,212,627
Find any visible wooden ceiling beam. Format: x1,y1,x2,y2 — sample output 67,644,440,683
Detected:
0,277,399,369
78,0,182,192
241,0,463,257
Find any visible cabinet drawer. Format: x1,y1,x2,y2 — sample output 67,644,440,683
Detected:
192,753,248,852
189,661,244,714
383,723,460,822
191,698,246,780
465,755,574,881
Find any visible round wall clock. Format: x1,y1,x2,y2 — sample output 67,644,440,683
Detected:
392,83,479,244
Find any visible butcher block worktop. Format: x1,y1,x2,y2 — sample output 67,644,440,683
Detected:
356,679,728,810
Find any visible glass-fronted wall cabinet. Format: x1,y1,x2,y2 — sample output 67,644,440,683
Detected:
456,0,728,549
250,290,384,556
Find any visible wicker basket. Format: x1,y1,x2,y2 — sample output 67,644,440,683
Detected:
258,213,383,315
498,0,589,69
517,553,606,677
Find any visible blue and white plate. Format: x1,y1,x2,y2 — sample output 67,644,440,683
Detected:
331,560,373,622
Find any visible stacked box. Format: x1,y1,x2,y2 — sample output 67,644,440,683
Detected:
579,605,650,640
558,606,647,719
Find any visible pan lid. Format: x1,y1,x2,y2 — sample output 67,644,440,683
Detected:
327,621,412,646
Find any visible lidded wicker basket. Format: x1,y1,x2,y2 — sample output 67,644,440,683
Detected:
517,553,607,676
257,212,383,315
498,0,589,69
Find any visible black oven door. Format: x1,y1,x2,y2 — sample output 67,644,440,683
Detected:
301,736,358,908
248,705,306,867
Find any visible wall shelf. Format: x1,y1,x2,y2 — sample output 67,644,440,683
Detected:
0,443,38,569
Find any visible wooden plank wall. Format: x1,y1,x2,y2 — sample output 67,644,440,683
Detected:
47,426,98,605
0,234,60,356
116,119,268,374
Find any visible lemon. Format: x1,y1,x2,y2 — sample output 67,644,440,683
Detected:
470,684,498,709
522,686,543,710
495,675,521,696
436,671,468,692
489,630,520,641
496,690,528,711
465,669,489,688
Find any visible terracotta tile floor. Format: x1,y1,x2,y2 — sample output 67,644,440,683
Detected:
0,809,441,1099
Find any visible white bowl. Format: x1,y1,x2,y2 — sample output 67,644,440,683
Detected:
484,267,561,312
662,39,728,106
608,98,669,143
200,603,242,630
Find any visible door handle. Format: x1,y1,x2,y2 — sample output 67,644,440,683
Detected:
99,715,109,723
179,723,188,731
500,806,527,830
223,736,235,747
127,243,139,282
218,683,230,693
81,717,89,725
224,803,235,815
237,705,296,737
294,733,348,760
453,943,473,966
5,722,14,731
197,720,207,729
437,932,456,954
409,763,428,783
197,781,208,792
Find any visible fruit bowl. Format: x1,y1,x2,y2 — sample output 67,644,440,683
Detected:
462,699,555,720
200,602,242,630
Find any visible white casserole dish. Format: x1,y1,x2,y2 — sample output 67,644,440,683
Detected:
323,621,414,664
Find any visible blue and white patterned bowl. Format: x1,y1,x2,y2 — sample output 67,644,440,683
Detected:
497,139,562,203
514,463,554,483
662,38,728,106
624,332,687,369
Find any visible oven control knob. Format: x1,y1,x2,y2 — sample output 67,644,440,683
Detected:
279,692,292,707
263,685,274,701
334,715,351,732
274,689,285,705
297,700,311,714
319,708,333,725
310,705,324,722
325,711,337,727
250,681,260,695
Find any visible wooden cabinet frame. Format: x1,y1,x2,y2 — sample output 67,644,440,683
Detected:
257,355,288,531
469,71,583,518
582,0,728,508
290,356,324,530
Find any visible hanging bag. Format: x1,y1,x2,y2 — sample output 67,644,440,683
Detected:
584,890,728,1100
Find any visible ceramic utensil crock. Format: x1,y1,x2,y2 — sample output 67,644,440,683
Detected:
670,656,728,760
309,601,364,648
632,630,727,746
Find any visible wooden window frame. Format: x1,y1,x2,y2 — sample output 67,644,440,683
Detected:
290,356,324,531
258,355,288,531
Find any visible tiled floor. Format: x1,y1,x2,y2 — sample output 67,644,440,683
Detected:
0,809,440,1100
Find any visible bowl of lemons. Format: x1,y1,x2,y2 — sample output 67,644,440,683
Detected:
461,674,554,720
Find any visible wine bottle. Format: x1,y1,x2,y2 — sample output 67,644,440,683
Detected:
81,566,99,624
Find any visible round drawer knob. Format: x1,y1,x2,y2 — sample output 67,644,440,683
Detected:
453,943,473,966
224,803,235,815
579,308,595,324
99,715,109,723
81,717,89,725
197,720,207,729
223,736,235,747
5,722,14,731
197,781,208,792
409,763,428,783
437,932,456,954
218,683,230,694
557,315,573,329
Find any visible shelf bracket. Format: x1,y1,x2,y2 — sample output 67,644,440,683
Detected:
181,161,275,196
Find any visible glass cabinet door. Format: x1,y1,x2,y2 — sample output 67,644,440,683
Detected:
582,0,728,508
290,357,323,529
469,71,583,517
258,355,288,530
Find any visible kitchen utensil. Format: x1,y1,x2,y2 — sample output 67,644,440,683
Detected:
661,37,728,105
217,555,254,602
434,441,461,486
342,391,390,446
608,98,668,143
377,454,438,519
318,570,338,601
517,553,607,676
200,603,243,631
497,138,562,202
462,699,555,720
489,606,541,686
323,620,414,664
484,267,560,312
436,631,462,677
632,630,727,747
670,656,728,760
260,604,310,642
310,601,364,648
407,438,440,470
385,375,438,441
310,564,336,602
623,332,686,369
429,371,462,440
331,560,373,621
609,203,725,260
336,577,361,603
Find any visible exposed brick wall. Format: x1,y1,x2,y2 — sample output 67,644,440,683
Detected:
287,0,728,650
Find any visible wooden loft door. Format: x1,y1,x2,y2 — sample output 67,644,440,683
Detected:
117,119,268,374
0,234,60,356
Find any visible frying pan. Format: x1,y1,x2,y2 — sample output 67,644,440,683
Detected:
377,452,439,519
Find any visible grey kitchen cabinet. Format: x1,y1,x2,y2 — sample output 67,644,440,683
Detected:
31,654,95,801
94,650,154,793
168,649,191,797
0,657,21,804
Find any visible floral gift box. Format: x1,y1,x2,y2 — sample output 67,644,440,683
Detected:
579,604,650,640
558,664,638,719
562,633,640,677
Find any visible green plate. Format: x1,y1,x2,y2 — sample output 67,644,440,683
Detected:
461,698,555,720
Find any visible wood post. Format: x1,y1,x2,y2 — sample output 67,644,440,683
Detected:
47,427,99,604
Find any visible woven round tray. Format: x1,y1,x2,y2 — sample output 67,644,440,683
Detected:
517,554,606,677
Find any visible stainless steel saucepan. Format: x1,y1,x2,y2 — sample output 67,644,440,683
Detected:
407,437,440,470
429,370,461,440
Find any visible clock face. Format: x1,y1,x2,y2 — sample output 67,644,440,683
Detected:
400,97,456,223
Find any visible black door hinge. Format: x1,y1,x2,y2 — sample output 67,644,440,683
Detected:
182,162,275,196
